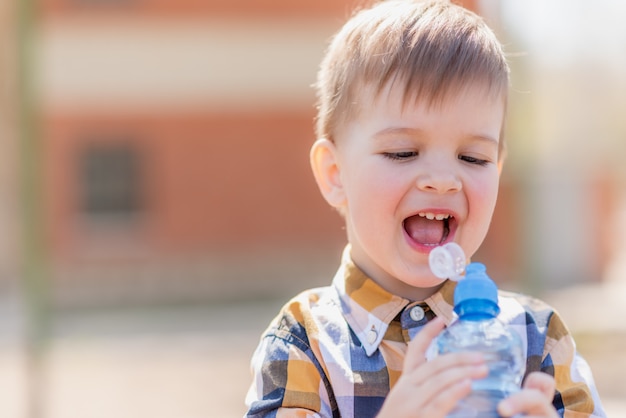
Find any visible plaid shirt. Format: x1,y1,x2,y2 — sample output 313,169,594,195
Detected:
245,248,606,417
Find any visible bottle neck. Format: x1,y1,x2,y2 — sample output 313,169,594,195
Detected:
454,300,500,321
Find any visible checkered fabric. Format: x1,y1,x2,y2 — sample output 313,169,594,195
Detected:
245,247,606,417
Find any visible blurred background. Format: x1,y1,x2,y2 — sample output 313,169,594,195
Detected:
0,0,624,416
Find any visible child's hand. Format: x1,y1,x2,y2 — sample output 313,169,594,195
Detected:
498,372,559,417
376,316,489,418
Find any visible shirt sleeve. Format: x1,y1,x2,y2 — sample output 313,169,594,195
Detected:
541,310,606,417
244,323,336,418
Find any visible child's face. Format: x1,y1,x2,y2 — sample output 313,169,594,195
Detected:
312,82,504,301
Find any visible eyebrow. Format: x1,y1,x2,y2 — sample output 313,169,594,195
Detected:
468,134,499,146
373,127,424,140
374,127,499,145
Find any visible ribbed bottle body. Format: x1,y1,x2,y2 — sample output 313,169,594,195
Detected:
436,318,525,417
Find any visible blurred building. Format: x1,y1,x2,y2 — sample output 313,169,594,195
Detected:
34,0,356,306
16,0,620,308
32,0,513,307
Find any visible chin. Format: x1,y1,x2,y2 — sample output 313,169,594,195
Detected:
401,273,446,289
416,278,447,289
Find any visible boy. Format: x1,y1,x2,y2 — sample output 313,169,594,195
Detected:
245,0,606,417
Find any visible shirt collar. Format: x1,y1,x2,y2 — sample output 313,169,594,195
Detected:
332,246,457,355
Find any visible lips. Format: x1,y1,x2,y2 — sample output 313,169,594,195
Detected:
403,212,455,247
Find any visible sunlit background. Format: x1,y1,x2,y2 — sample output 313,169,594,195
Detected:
0,0,624,417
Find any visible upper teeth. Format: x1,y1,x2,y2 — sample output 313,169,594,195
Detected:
418,212,450,221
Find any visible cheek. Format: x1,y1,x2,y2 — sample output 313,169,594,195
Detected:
470,176,500,219
463,177,499,256
347,160,402,198
348,175,391,216
345,166,406,222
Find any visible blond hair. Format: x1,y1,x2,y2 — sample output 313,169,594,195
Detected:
315,0,509,151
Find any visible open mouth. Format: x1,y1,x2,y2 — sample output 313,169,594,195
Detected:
403,212,455,247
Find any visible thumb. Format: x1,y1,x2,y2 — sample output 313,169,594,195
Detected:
404,316,446,370
523,371,556,400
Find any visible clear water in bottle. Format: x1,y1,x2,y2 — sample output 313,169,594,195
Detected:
430,244,525,418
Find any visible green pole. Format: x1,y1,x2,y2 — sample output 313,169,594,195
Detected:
17,0,49,417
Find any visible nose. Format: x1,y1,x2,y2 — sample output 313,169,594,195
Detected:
416,168,462,194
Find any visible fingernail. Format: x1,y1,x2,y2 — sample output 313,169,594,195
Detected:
498,400,513,417
474,364,489,377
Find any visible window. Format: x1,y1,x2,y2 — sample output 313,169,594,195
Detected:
80,142,143,221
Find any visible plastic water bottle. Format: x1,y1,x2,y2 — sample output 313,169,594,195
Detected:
429,243,525,418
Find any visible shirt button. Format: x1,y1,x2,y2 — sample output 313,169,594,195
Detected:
367,328,378,344
410,306,425,322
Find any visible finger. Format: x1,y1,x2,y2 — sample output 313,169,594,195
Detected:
407,351,487,383
409,359,488,402
399,316,488,414
498,391,558,418
418,377,473,417
404,316,486,387
404,316,446,370
498,373,558,418
382,366,478,418
522,371,556,399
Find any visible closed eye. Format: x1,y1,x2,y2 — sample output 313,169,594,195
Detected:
459,155,489,166
382,151,418,161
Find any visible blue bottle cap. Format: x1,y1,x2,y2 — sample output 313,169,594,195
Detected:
453,262,500,319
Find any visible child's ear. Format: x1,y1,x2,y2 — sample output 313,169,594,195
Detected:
310,138,346,208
